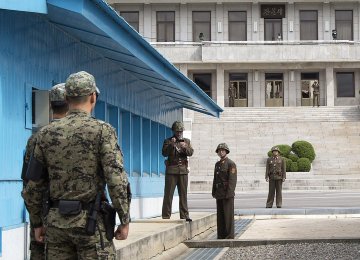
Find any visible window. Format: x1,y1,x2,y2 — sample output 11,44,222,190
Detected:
193,11,211,42
337,72,355,97
32,88,50,130
157,11,175,42
120,12,139,32
335,10,353,40
300,11,318,40
193,73,211,97
228,11,247,41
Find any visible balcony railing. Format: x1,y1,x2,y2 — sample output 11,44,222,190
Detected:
151,40,360,63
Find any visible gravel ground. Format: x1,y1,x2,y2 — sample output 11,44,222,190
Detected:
222,242,360,260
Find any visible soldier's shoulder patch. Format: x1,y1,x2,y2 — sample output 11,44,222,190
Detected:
230,167,236,174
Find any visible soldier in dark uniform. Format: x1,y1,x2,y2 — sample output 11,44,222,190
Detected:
21,83,68,260
162,121,194,221
265,146,286,208
228,83,236,107
212,143,237,239
312,80,320,107
22,71,130,259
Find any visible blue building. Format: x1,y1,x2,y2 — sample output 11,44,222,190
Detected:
0,0,221,258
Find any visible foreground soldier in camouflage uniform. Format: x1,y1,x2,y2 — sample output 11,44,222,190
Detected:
162,121,194,221
21,83,68,260
265,146,286,208
212,143,237,239
22,71,130,259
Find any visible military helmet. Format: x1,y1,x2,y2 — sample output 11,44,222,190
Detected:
216,143,230,154
172,121,185,131
271,146,280,152
65,71,97,97
49,83,66,102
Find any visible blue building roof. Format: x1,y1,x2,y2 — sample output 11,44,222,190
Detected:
41,0,221,117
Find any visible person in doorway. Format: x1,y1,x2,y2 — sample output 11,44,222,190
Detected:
312,80,320,107
162,121,194,221
265,146,286,208
212,143,237,239
21,83,69,260
228,83,236,107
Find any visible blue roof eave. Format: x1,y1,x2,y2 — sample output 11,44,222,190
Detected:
46,0,223,117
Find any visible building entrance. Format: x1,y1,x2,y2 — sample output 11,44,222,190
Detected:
265,19,282,41
301,73,319,106
265,73,283,107
229,73,248,107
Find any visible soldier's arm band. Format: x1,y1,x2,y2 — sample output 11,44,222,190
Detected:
26,155,47,181
21,161,28,181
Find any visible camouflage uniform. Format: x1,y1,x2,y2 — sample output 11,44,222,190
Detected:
162,121,194,220
265,146,286,208
212,143,237,239
21,83,67,260
22,71,130,260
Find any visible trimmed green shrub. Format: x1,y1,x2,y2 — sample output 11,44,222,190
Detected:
267,144,292,157
292,141,316,162
284,158,292,172
297,158,311,172
288,152,299,162
290,162,298,172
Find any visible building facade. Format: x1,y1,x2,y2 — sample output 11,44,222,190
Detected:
110,0,360,108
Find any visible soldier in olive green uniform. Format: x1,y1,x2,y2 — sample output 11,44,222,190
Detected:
21,83,68,260
228,83,236,107
162,121,194,221
312,80,320,107
265,146,286,208
212,143,237,239
22,71,130,259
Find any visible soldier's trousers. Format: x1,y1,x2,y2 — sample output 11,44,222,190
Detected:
30,222,45,260
266,179,283,208
313,94,320,107
45,222,115,260
162,174,189,219
216,198,234,239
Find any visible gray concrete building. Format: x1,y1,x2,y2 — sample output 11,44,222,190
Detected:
109,0,360,109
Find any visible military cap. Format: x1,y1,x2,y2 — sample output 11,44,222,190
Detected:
172,121,185,131
216,143,230,154
65,71,97,97
49,83,66,102
271,146,280,152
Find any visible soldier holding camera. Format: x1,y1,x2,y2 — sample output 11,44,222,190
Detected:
162,121,194,221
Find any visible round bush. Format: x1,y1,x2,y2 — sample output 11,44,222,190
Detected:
267,144,292,157
292,141,316,162
290,162,298,172
288,152,299,162
297,158,311,172
284,158,292,172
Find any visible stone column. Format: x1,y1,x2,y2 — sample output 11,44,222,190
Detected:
180,3,188,41
143,4,152,41
253,70,261,107
216,3,224,41
216,65,225,108
251,3,259,41
287,3,295,41
326,67,335,106
323,2,331,41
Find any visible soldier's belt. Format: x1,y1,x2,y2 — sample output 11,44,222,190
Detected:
167,160,188,166
50,199,92,215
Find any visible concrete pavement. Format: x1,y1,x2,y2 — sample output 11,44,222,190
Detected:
114,192,360,259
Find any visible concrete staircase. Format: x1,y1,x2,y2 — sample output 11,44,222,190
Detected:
189,106,360,192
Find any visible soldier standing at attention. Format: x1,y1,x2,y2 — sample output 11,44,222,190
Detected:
21,83,68,260
228,83,236,107
265,146,286,208
22,71,130,259
312,80,320,107
212,143,237,239
162,121,194,221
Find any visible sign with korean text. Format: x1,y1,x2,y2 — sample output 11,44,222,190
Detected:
261,5,285,19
